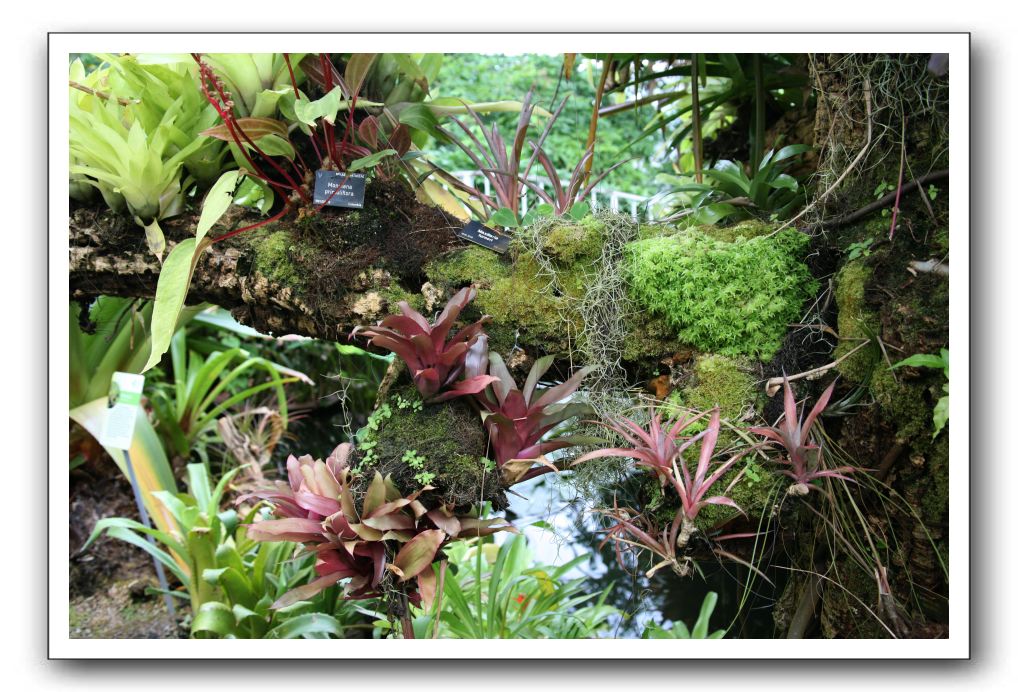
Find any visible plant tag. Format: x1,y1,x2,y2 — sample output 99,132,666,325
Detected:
313,170,366,208
98,372,145,451
457,221,511,254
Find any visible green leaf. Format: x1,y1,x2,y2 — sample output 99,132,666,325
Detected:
933,395,949,438
347,149,397,172
691,591,718,639
891,353,946,371
567,201,591,220
397,103,439,134
251,134,295,159
143,237,206,372
196,171,240,241
232,176,274,213
191,601,237,637
264,612,344,639
488,208,519,228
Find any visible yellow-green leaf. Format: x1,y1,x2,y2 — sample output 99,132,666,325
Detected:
196,171,240,242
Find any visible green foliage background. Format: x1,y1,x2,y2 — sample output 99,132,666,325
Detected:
429,54,665,197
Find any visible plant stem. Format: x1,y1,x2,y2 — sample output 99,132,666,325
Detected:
582,55,613,188
752,54,765,173
691,54,703,184
888,115,907,240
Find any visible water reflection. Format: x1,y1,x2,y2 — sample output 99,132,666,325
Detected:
505,474,784,638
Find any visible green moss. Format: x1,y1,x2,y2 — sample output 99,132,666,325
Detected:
623,313,686,362
684,354,757,418
922,435,949,524
475,258,578,355
871,361,931,441
425,246,510,289
695,460,781,530
625,227,817,360
252,230,310,288
833,259,880,383
359,384,504,509
543,216,605,264
700,219,776,243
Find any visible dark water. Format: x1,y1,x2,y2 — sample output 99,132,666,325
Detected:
506,474,784,638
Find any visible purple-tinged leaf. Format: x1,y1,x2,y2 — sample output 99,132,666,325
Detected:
392,529,445,582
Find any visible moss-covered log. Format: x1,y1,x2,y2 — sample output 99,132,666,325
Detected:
69,178,465,341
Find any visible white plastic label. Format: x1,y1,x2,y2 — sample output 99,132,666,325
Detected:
98,372,145,450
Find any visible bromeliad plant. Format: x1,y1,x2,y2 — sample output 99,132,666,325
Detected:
350,286,498,403
148,328,311,465
577,408,753,573
402,533,618,639
571,406,711,485
519,142,629,222
660,144,811,225
69,57,205,259
437,89,625,228
84,463,364,639
242,443,513,637
466,350,597,484
84,464,244,618
749,377,857,495
434,87,551,222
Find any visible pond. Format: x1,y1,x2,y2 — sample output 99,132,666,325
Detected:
506,474,785,638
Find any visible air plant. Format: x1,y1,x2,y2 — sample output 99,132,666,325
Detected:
467,350,596,484
571,406,710,485
749,377,857,494
577,408,751,550
241,443,512,634
350,286,498,403
594,497,696,578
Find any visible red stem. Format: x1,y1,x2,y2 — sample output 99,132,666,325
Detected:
210,204,290,243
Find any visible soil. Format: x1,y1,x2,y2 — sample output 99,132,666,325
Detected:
68,457,186,639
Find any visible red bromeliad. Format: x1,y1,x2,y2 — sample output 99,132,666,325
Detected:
350,286,499,403
749,377,856,495
240,443,513,614
467,350,596,484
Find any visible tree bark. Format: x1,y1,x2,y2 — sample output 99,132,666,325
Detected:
69,178,466,341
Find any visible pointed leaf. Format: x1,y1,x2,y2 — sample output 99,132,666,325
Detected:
392,529,445,582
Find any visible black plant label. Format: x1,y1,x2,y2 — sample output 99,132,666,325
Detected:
313,170,366,208
457,221,511,254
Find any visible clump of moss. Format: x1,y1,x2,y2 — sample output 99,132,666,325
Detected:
921,435,949,524
424,218,605,357
625,227,817,360
543,215,605,264
472,256,579,355
684,354,757,419
425,246,511,289
870,361,933,441
358,384,505,510
252,230,314,289
623,313,686,362
832,259,881,383
700,219,777,243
